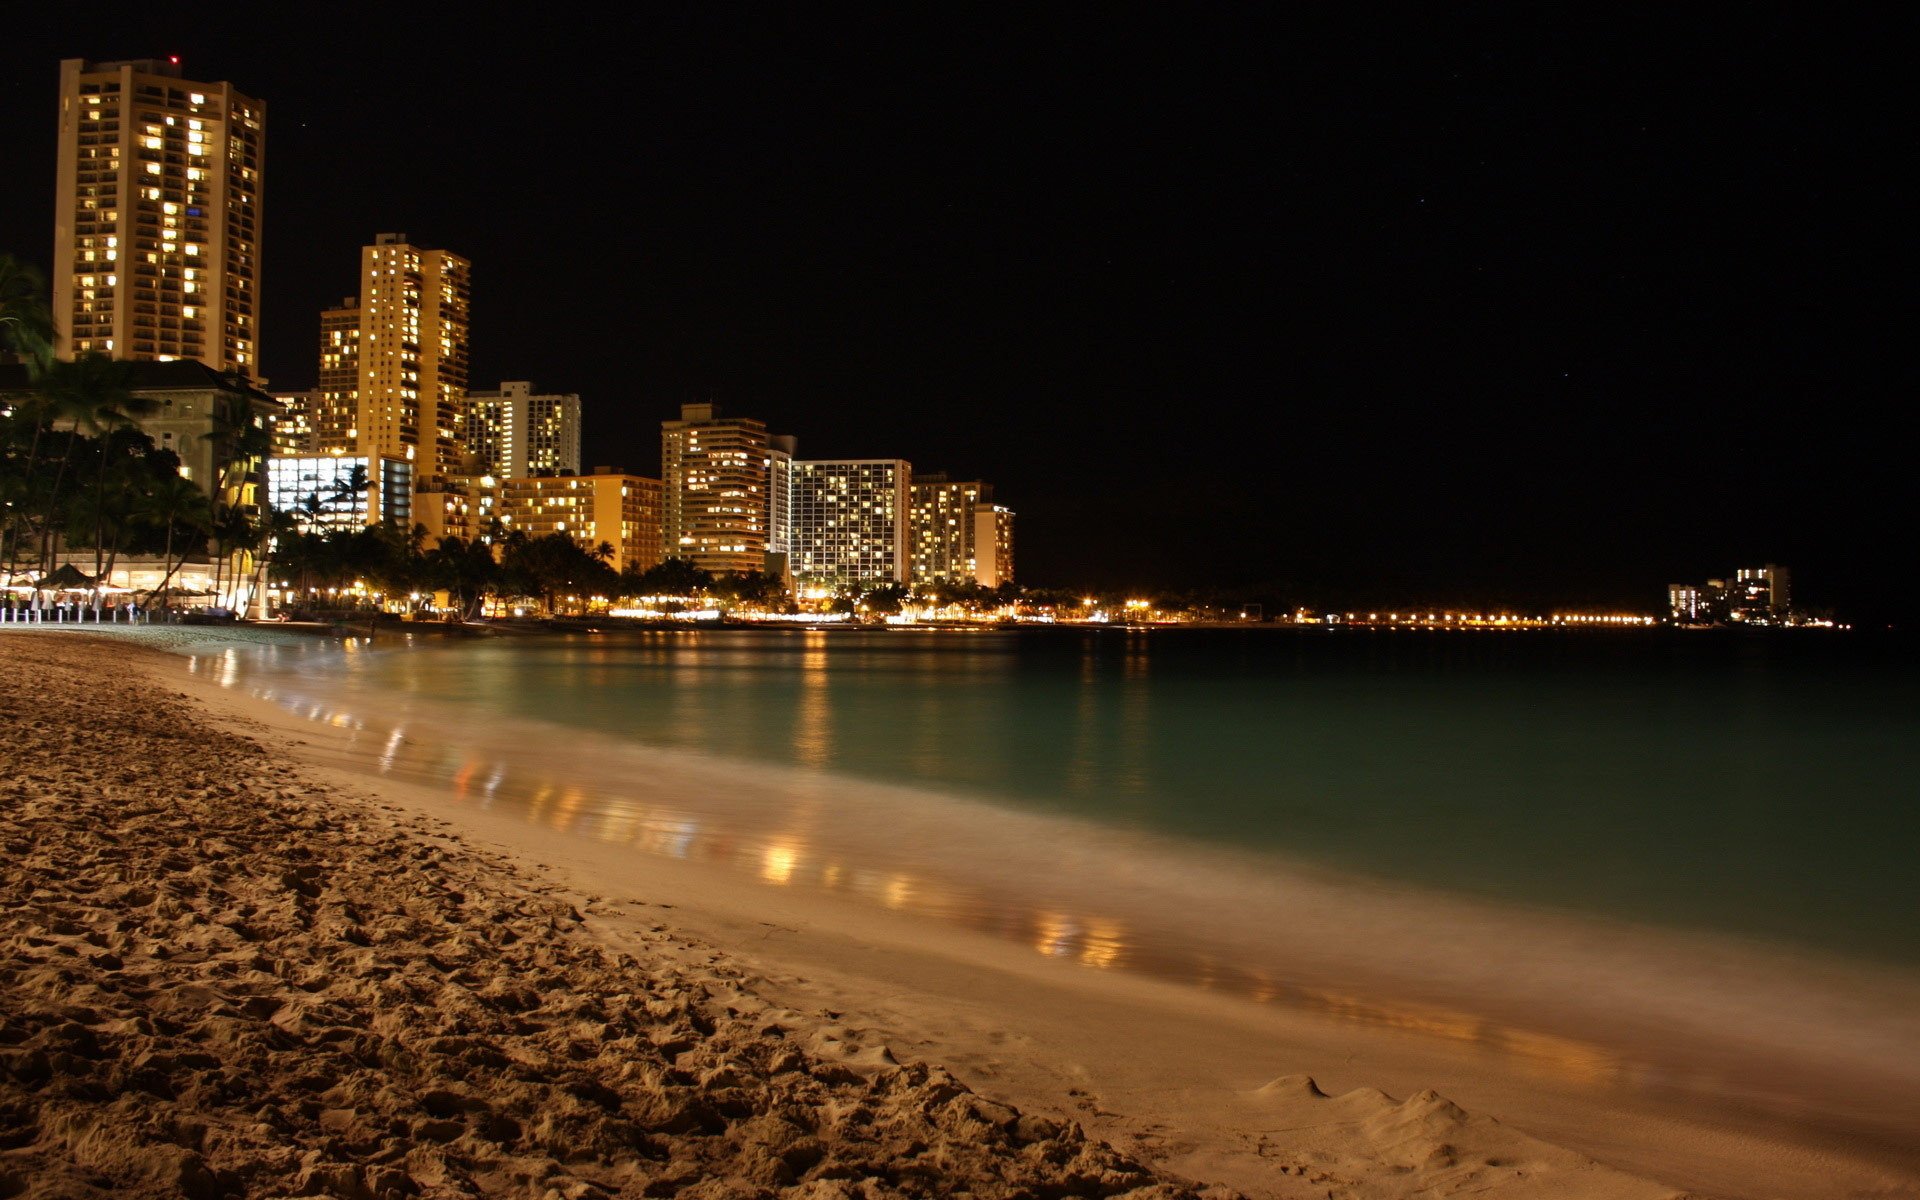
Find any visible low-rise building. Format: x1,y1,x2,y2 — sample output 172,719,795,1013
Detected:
497,468,663,574
266,454,413,531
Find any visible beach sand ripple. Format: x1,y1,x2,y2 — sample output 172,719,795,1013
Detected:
0,635,1212,1199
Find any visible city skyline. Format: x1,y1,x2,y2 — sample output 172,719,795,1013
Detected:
2,13,1908,620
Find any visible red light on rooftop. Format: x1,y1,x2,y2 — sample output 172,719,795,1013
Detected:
169,55,180,65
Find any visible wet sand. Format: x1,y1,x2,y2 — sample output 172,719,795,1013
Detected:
6,628,1918,1198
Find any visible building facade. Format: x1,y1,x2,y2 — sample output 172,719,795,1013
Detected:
659,403,772,575
353,233,471,487
267,454,413,531
311,297,359,454
53,58,264,375
973,504,1015,588
498,469,663,574
269,389,317,457
767,434,797,557
465,381,582,479
1732,564,1791,623
791,459,912,587
909,475,1016,588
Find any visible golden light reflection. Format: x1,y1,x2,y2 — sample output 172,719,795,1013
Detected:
221,664,1642,1102
761,843,798,886
549,787,586,832
1497,1028,1631,1086
793,635,832,767
1034,911,1077,958
1078,920,1126,969
594,808,641,844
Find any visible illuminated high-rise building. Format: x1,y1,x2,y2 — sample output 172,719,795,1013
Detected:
53,58,265,374
353,233,470,487
974,504,1016,588
466,381,581,479
911,475,1003,586
791,459,912,587
269,389,317,457
767,434,797,558
659,403,772,575
1732,564,1791,623
311,297,359,454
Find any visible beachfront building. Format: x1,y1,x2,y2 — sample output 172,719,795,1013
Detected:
974,504,1016,589
498,469,663,574
270,389,317,457
354,233,471,487
267,454,413,531
659,403,773,575
304,236,470,535
1668,564,1793,625
309,298,359,454
1732,565,1791,623
53,58,265,376
465,381,582,480
767,434,797,556
909,475,1016,588
0,359,280,608
790,458,912,588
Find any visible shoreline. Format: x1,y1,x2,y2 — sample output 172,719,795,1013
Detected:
7,627,1919,1197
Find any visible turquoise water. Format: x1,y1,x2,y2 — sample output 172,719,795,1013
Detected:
326,627,1918,965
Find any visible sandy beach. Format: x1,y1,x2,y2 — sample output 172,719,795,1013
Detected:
4,629,1917,1199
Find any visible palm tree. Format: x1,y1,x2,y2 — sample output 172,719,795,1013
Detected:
207,503,259,610
33,355,142,566
87,414,162,591
136,471,213,611
201,393,272,503
0,255,56,583
0,254,54,377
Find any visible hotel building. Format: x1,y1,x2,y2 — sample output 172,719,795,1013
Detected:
498,469,663,574
909,475,1016,587
659,403,773,575
267,454,413,531
353,233,470,486
466,381,582,479
767,434,797,558
310,298,359,453
791,459,912,587
269,389,317,457
1732,564,1791,623
53,58,265,375
974,504,1016,588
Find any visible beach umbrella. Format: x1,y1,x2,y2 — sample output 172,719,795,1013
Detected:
36,563,97,591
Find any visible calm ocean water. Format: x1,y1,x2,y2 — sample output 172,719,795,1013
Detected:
307,626,1918,966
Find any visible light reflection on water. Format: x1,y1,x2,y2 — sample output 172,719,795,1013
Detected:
178,632,1920,1149
183,637,1657,1095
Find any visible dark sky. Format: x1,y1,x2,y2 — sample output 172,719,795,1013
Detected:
4,10,1911,619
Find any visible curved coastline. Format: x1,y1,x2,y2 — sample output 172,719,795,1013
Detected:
9,625,1919,1197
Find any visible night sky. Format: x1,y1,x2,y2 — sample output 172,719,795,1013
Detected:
4,11,1909,620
